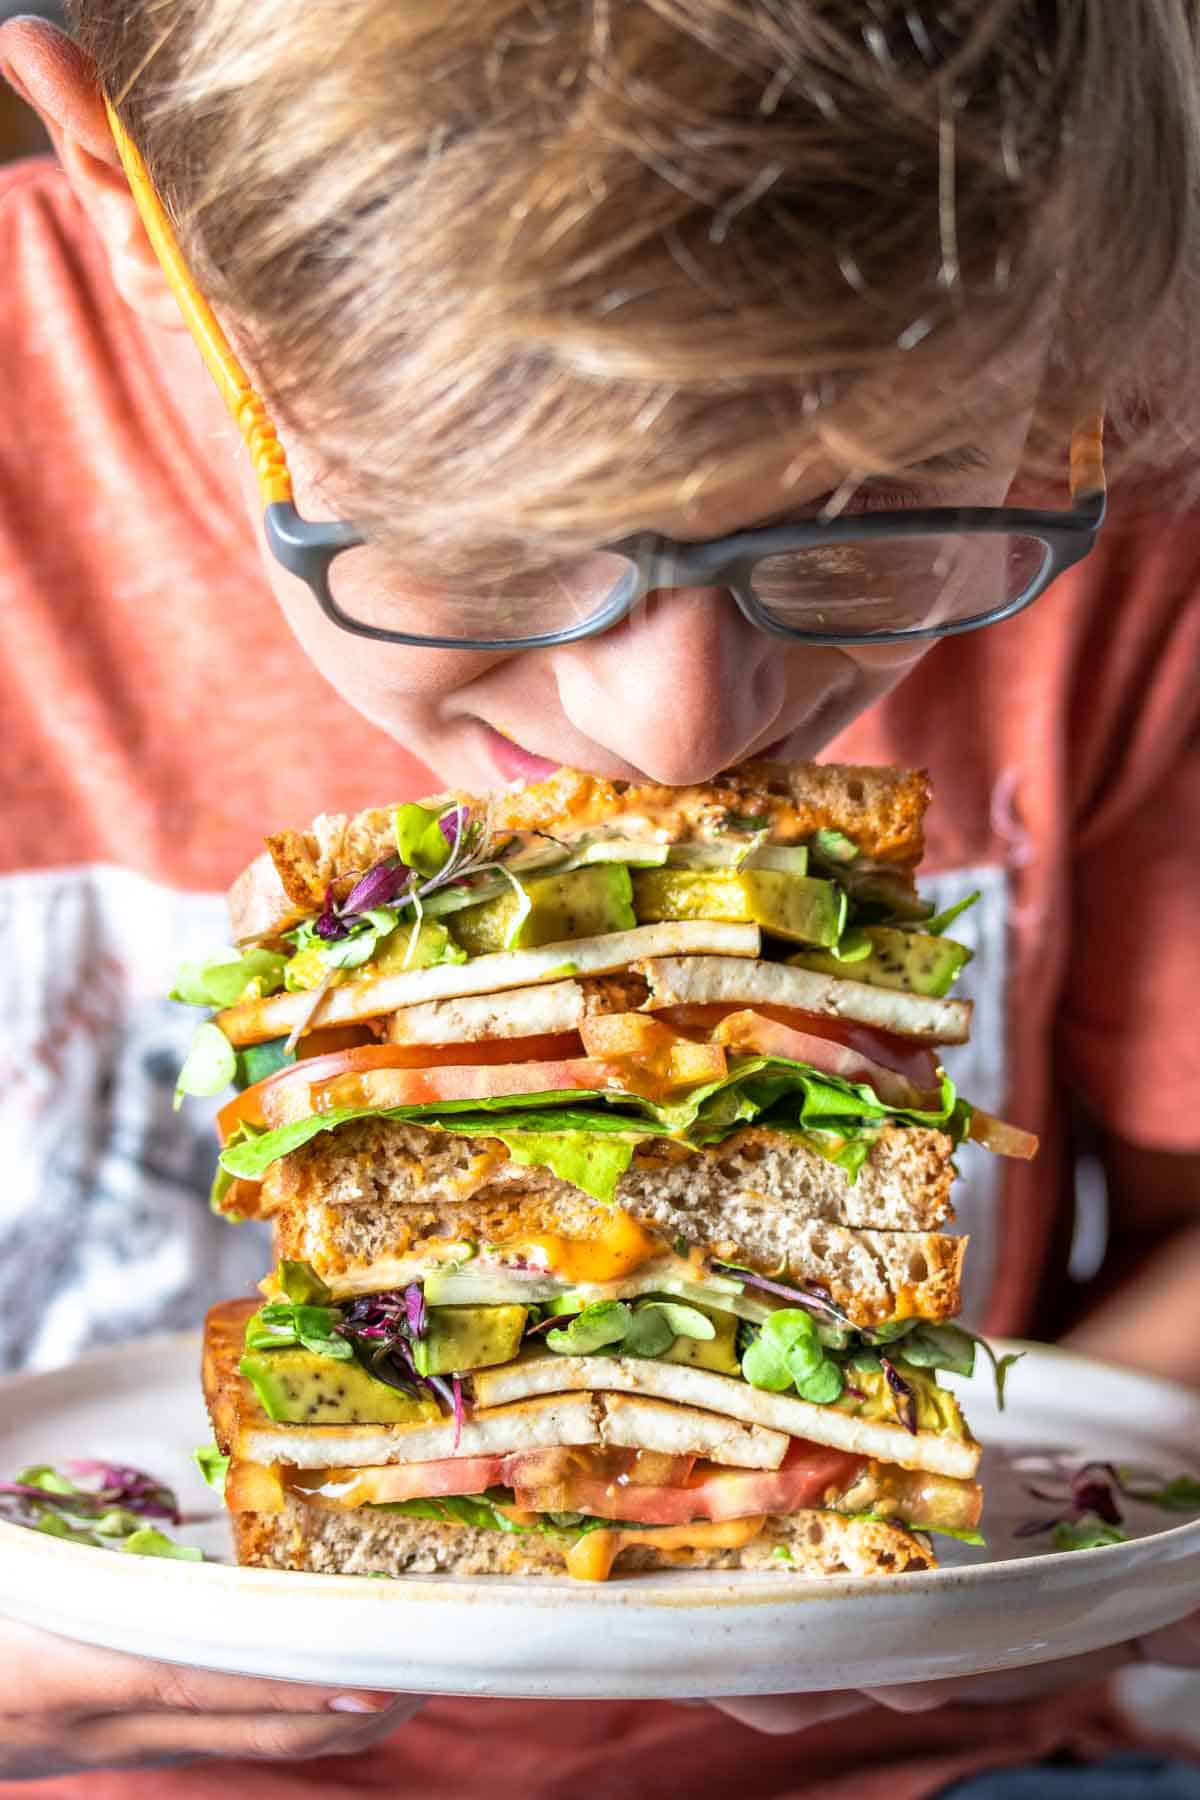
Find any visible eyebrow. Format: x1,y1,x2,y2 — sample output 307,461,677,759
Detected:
737,444,992,531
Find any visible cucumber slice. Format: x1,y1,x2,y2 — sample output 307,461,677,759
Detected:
665,842,808,874
421,1270,565,1306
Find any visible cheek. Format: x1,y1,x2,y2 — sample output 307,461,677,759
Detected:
839,642,932,691
256,528,504,707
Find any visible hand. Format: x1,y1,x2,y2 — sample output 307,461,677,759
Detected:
707,1609,1200,1734
0,1619,421,1777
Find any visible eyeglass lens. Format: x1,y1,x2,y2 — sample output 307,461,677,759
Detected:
324,530,1049,644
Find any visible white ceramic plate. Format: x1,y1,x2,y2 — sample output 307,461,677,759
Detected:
1,1333,1198,1698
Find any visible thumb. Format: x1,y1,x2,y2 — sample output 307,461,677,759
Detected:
705,1692,872,1735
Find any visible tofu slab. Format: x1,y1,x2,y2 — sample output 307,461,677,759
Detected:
637,955,972,1044
386,980,586,1045
217,921,761,1046
236,1392,601,1470
599,1392,787,1469
472,1353,981,1480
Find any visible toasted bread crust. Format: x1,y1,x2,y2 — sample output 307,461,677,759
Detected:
233,1491,936,1577
228,759,929,943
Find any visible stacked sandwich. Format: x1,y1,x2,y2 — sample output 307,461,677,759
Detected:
181,759,1034,1581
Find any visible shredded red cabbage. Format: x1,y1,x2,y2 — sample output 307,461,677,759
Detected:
404,1283,427,1339
335,1287,454,1410
880,1356,917,1435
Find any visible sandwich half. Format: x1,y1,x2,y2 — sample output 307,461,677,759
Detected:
182,758,1033,1580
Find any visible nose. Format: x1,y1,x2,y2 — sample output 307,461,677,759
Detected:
547,586,790,787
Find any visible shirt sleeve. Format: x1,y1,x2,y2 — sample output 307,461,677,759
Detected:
1058,516,1200,1150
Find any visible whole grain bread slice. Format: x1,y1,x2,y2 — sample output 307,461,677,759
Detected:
262,1119,960,1327
228,759,929,943
261,1117,954,1233
233,1490,937,1577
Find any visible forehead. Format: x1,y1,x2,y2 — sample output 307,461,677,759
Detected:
656,398,1037,541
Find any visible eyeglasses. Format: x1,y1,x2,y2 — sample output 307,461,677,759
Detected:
107,101,1107,652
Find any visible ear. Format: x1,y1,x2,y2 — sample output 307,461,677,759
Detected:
0,18,184,329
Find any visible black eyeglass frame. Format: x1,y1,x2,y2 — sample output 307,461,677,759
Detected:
264,483,1107,652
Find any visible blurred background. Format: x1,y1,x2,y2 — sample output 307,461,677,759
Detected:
0,2,60,160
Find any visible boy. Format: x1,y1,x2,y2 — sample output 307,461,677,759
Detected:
0,2,1197,1794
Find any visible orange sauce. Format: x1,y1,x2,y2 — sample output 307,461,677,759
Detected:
564,1515,765,1581
521,1210,665,1284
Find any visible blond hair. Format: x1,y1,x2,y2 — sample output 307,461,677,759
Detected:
73,1,1200,569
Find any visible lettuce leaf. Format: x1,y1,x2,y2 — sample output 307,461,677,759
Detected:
371,1489,633,1537
218,1056,971,1205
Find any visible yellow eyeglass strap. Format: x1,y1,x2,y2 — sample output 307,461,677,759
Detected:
104,97,293,507
1068,413,1106,505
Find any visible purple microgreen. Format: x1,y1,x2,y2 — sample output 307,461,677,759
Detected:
451,1376,464,1452
64,1462,181,1523
314,881,350,942
711,1263,854,1327
525,1312,569,1337
1072,1476,1124,1527
341,856,413,918
1,1462,181,1526
1016,1458,1200,1544
1013,1516,1060,1539
425,1373,456,1420
880,1356,918,1435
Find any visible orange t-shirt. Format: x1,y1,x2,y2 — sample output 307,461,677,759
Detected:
2,159,1198,1799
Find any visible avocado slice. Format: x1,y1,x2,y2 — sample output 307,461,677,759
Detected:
632,868,844,947
662,1307,741,1376
239,1346,441,1425
412,1304,529,1376
368,918,466,973
449,864,636,956
834,1363,967,1437
789,925,972,997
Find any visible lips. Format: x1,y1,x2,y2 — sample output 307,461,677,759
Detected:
482,726,562,784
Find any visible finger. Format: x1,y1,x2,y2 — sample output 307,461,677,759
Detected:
705,1692,872,1735
1135,1610,1200,1668
2,1701,419,1780
864,1643,1133,1712
0,1619,404,1718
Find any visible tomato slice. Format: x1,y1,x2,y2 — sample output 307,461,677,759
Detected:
710,1011,940,1108
510,1440,866,1526
655,1003,941,1089
257,1052,676,1129
293,1455,508,1509
217,1034,583,1142
499,1447,695,1510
